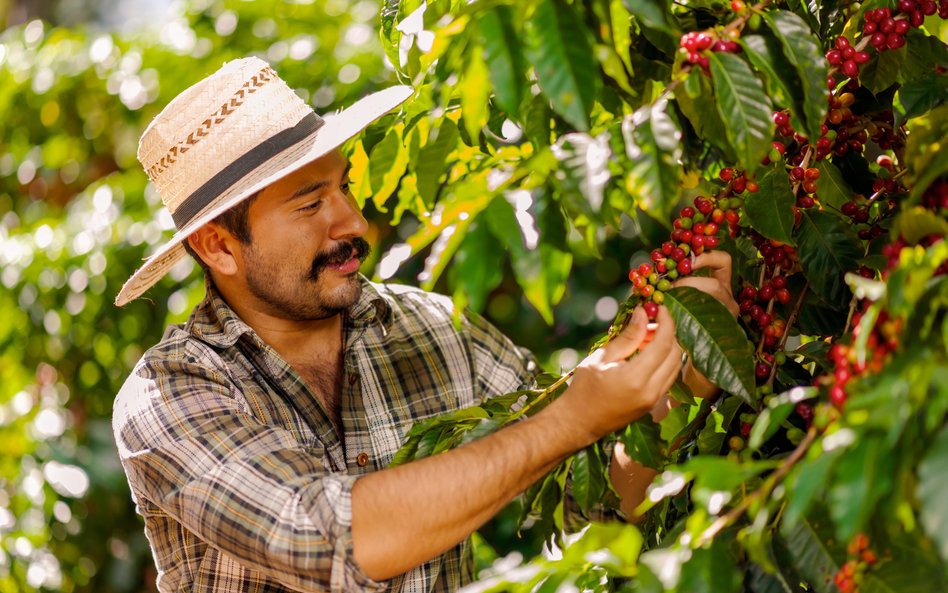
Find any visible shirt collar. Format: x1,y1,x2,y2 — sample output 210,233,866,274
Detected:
186,275,393,349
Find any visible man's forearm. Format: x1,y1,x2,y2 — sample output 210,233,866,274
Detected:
351,398,592,581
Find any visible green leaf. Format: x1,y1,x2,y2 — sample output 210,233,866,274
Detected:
449,221,503,314
571,444,607,515
709,52,774,171
779,507,845,591
622,0,678,54
415,120,459,207
828,433,895,539
523,93,553,148
697,395,744,454
479,7,526,116
741,34,808,130
460,47,491,141
525,0,599,131
893,206,948,245
748,387,816,451
664,287,756,404
814,159,854,210
678,539,742,593
860,47,905,94
483,196,572,323
610,0,635,76
762,10,829,140
744,166,796,245
796,210,861,306
905,104,948,200
676,71,736,162
784,450,839,526
895,76,948,126
367,128,410,211
619,415,665,470
622,99,682,220
918,424,948,562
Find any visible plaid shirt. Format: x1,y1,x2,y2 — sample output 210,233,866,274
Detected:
113,277,535,593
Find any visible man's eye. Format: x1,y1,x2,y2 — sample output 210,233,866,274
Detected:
341,181,352,193
300,200,323,212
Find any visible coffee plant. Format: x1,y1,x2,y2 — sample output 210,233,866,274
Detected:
361,0,948,590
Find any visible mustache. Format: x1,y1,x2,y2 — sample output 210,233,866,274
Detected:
307,237,371,281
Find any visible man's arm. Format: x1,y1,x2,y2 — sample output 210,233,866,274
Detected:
351,306,683,580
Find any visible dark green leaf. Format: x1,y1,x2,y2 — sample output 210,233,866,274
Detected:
523,93,552,148
744,166,796,245
665,287,756,404
622,99,682,220
918,424,948,562
479,7,526,116
709,52,774,171
697,395,744,454
860,48,905,94
525,0,599,131
796,210,861,306
741,34,808,130
762,10,829,140
619,415,665,470
814,159,854,211
896,77,948,126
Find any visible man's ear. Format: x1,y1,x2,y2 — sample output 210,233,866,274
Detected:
187,224,241,277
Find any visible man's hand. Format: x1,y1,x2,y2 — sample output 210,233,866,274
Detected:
673,250,738,398
561,306,683,445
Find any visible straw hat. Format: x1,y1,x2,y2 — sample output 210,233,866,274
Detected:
114,57,412,306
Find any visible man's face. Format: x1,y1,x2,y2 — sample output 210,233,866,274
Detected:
234,149,370,321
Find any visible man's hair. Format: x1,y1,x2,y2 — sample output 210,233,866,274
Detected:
183,193,258,274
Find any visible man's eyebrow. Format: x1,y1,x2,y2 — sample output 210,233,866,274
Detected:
286,161,352,202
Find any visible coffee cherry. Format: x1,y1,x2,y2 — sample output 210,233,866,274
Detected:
644,301,660,319
677,258,693,274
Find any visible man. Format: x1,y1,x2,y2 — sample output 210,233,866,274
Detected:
113,57,735,592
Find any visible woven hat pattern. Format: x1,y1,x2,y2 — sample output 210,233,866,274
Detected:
138,60,313,215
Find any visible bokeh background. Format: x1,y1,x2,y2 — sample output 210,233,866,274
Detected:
0,1,661,591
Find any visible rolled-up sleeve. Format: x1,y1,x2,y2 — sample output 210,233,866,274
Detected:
113,354,385,593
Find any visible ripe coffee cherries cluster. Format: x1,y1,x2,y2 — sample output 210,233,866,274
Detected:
827,308,901,408
834,533,879,593
629,193,742,319
921,178,948,212
679,31,739,72
825,37,870,79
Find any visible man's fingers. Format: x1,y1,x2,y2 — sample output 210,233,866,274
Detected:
692,252,733,296
600,307,648,363
673,276,740,317
629,306,677,369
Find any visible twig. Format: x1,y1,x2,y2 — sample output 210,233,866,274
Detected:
696,426,817,545
766,280,810,386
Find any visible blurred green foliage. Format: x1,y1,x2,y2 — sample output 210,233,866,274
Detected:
0,1,635,591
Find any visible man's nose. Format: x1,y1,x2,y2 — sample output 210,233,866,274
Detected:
328,189,368,240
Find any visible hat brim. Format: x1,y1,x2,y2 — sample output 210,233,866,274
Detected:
115,84,413,307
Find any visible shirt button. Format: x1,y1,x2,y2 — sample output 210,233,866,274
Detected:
348,373,358,386
356,452,369,467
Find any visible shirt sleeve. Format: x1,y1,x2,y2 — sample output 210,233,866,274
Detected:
112,349,385,593
461,308,539,401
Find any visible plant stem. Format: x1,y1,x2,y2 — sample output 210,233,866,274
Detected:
766,280,810,386
696,426,817,546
